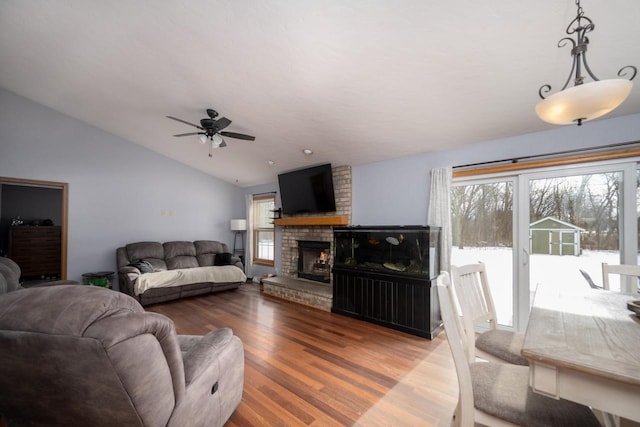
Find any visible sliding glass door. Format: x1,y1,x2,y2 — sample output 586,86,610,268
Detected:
527,169,622,297
452,160,638,331
451,179,516,327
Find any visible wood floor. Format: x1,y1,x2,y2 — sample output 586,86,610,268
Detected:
147,282,459,426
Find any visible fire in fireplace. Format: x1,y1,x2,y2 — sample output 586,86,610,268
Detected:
297,240,331,283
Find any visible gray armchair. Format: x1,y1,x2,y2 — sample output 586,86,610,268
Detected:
0,284,244,426
0,256,77,294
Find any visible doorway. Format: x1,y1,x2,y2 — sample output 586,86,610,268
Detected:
0,177,68,280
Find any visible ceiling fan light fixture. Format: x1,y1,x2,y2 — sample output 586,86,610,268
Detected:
167,109,255,158
536,0,636,126
212,134,224,146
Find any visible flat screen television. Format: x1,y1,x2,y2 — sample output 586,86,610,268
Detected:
278,163,336,215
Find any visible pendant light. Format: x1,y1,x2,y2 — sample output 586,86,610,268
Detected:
535,0,636,126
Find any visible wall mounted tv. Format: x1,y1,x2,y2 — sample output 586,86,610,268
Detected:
278,163,336,215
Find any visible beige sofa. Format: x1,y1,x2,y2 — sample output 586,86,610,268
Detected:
117,240,245,306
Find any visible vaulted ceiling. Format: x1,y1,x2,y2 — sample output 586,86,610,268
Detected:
1,1,639,187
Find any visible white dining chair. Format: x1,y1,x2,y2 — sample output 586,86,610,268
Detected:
450,262,528,365
602,263,640,294
436,272,602,427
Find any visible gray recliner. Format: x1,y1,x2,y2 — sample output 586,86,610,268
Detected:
0,256,77,294
0,285,244,426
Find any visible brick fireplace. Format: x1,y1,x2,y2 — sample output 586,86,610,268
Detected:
262,165,351,311
279,165,351,284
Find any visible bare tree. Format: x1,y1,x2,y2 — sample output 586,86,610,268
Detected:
453,172,621,252
452,182,512,249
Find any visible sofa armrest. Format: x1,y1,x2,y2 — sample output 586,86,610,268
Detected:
230,257,243,270
171,329,244,427
118,267,140,297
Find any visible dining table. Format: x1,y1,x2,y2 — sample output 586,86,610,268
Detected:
522,282,640,424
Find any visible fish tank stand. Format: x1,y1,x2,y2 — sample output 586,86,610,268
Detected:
332,225,442,339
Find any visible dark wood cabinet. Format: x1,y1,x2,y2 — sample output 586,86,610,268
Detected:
331,225,442,339
9,226,61,279
332,268,441,339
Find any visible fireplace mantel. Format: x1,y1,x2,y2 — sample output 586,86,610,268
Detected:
274,215,349,226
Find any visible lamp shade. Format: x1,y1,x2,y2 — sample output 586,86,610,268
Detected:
535,79,633,125
212,134,224,146
230,219,247,231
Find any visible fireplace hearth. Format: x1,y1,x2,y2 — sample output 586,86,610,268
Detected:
298,240,331,283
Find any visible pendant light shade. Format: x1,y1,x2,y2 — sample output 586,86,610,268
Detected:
536,79,633,125
536,0,636,126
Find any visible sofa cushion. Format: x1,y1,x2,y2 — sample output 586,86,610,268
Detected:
164,242,199,270
126,242,167,271
195,240,226,267
166,256,199,270
164,242,196,258
195,240,226,255
197,254,216,267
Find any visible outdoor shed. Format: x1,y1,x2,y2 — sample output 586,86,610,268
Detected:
529,217,585,256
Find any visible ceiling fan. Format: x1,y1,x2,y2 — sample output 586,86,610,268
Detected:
167,109,255,157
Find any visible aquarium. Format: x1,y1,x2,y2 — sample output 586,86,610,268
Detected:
333,226,440,279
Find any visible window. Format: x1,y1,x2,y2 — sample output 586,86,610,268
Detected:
252,194,275,266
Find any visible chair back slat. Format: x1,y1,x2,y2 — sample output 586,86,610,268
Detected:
602,263,640,294
451,262,498,330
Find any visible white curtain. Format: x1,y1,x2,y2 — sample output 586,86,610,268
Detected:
244,194,254,279
427,167,452,274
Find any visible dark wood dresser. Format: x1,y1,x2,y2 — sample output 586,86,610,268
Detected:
9,226,61,279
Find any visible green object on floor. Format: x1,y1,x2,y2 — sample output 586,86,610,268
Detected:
82,272,114,289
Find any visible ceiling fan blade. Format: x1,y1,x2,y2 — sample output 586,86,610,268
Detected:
173,132,202,137
166,116,204,130
219,139,227,148
220,131,255,141
214,117,232,131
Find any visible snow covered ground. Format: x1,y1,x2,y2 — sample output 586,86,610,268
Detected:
451,247,622,326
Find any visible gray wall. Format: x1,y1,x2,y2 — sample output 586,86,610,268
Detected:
0,89,246,287
352,113,640,225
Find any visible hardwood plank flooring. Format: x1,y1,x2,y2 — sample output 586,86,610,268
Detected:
147,282,458,426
